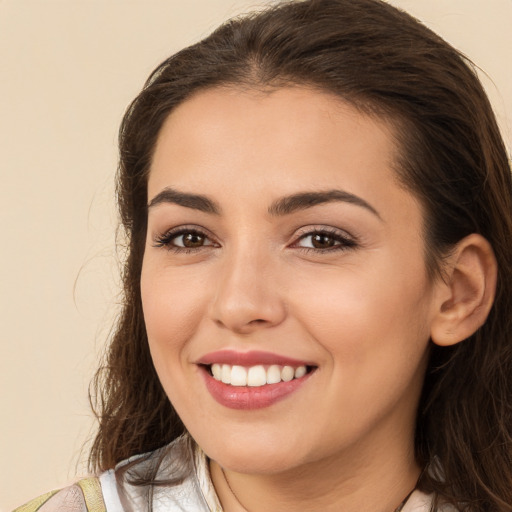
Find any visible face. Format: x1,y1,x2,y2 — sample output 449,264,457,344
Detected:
141,87,439,475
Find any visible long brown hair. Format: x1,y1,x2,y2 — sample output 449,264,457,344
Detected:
89,0,512,509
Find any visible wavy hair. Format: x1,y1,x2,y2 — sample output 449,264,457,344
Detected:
89,1,512,509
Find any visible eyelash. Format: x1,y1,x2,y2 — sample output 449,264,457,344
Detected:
153,226,215,254
153,226,358,254
292,227,358,253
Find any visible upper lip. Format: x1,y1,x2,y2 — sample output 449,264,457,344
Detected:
196,350,314,367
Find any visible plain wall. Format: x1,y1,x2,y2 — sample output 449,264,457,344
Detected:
1,1,510,509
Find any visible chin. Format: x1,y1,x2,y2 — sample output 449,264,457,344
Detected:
194,429,309,474
215,451,305,475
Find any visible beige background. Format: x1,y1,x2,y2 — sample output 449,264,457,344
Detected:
1,0,510,509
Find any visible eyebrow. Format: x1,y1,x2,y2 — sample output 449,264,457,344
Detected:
268,190,381,219
147,187,381,220
147,187,220,214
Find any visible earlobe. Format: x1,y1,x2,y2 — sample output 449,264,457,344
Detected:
430,234,497,347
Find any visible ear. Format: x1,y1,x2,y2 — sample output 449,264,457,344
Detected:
430,234,497,347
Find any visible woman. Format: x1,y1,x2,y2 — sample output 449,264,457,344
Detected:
15,0,512,510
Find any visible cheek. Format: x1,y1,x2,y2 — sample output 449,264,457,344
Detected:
287,255,432,366
140,264,207,364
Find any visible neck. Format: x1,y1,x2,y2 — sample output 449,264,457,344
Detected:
210,435,421,512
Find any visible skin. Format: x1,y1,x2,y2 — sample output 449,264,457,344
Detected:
141,86,446,512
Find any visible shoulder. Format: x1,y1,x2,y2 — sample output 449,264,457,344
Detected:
13,478,105,512
14,435,221,512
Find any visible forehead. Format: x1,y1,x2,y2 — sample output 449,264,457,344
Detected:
149,86,401,195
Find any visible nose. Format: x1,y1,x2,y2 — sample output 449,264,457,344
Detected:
209,246,287,334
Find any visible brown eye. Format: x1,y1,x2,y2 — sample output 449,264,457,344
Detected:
180,232,206,248
311,233,337,249
294,229,357,252
154,227,216,252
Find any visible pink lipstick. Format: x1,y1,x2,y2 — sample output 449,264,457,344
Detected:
197,350,316,410
197,350,313,367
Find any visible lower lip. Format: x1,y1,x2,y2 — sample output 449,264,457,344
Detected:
201,367,313,410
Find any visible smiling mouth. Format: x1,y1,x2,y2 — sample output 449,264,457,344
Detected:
204,363,316,387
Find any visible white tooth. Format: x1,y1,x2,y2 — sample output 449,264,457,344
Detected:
221,364,232,384
247,365,267,387
231,365,248,386
294,365,307,378
211,363,222,380
281,365,294,382
266,365,282,384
